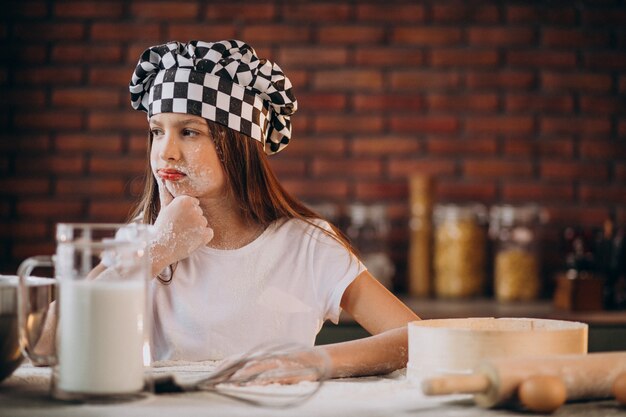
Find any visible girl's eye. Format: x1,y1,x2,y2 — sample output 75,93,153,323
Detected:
150,128,164,137
182,129,199,137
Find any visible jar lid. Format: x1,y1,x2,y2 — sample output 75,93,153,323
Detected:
434,203,488,223
490,204,543,226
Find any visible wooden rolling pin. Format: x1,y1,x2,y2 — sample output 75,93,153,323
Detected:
422,351,626,408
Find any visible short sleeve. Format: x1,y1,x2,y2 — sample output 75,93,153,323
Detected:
308,220,365,324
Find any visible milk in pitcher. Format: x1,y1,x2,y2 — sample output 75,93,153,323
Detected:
58,279,146,394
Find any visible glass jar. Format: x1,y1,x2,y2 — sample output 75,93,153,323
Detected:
433,204,487,298
490,205,542,302
346,203,395,290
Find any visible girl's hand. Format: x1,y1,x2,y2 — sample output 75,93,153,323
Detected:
150,180,214,275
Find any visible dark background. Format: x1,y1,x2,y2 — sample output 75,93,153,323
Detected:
2,0,625,294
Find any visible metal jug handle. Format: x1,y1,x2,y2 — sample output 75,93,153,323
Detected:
17,255,56,366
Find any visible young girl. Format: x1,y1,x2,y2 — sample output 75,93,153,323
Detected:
127,39,420,379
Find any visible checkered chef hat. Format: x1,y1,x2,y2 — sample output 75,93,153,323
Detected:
129,40,297,154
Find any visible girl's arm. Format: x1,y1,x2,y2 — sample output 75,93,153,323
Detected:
315,270,420,378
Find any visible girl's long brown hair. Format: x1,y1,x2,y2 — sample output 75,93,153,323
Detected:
129,118,354,254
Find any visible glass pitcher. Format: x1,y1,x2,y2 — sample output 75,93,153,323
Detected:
17,223,153,401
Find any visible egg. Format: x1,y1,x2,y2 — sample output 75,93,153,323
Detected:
518,375,567,413
613,371,626,405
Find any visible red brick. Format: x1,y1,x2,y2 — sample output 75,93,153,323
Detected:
165,24,237,44
89,201,135,221
312,158,382,177
241,25,311,43
620,76,626,93
282,179,348,200
391,71,462,90
90,23,160,42
56,134,123,153
1,90,46,108
427,137,497,155
52,45,122,63
468,27,535,46
505,94,574,113
319,26,385,44
54,1,124,18
467,71,535,90
580,186,626,205
285,70,308,88
584,52,626,70
9,1,48,18
205,3,275,20
52,89,119,108
278,47,348,67
12,243,57,261
355,181,406,200
88,112,147,131
544,206,610,227
268,158,306,178
390,116,459,134
0,222,48,239
14,111,82,130
464,159,533,178
128,177,146,197
541,73,612,93
392,28,462,45
89,67,131,86
356,4,424,22
431,49,499,67
0,135,50,151
56,179,126,195
11,45,47,63
507,6,575,24
16,155,84,174
297,93,347,112
15,68,83,85
130,1,200,19
350,136,422,155
580,97,624,115
291,114,310,135
503,138,575,158
355,47,424,67
541,117,611,135
502,182,574,202
128,134,151,155
313,70,382,91
314,115,383,134
14,23,85,40
508,51,576,68
541,161,608,181
435,180,497,202
579,139,626,160
466,116,534,134
89,156,146,175
17,200,84,218
283,137,346,156
427,93,499,112
542,29,610,48
582,10,626,25
387,158,456,178
432,5,500,23
616,163,626,182
354,94,424,112
0,178,50,194
282,4,351,21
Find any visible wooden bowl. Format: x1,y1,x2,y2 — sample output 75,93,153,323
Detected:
407,317,588,381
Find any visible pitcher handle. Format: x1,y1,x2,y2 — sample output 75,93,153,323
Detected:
17,255,55,366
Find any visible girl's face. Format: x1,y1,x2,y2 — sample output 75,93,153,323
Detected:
149,113,226,199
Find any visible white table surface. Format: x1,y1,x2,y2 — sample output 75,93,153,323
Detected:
0,361,622,417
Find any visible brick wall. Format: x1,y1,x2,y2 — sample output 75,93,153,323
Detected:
2,0,625,294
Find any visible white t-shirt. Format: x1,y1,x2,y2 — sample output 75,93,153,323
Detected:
150,218,364,361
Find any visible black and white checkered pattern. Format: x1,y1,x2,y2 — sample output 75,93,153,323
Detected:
129,40,297,155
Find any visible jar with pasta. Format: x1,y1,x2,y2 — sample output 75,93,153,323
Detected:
433,204,487,298
490,205,542,302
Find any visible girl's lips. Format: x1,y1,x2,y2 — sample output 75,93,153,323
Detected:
157,169,186,181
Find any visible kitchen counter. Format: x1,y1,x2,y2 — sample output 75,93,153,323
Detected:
317,298,626,351
0,362,623,417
